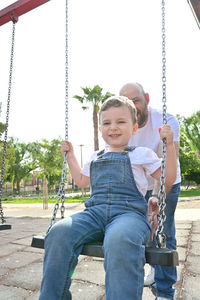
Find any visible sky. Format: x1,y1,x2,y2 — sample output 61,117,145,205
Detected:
0,0,200,165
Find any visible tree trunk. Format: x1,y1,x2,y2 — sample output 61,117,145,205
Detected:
93,105,99,151
16,180,20,194
43,176,48,210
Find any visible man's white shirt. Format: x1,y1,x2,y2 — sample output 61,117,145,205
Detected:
128,107,181,189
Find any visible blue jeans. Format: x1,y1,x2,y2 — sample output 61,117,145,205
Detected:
147,183,181,299
39,204,151,300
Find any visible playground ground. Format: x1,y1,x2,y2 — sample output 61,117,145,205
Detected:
0,197,200,300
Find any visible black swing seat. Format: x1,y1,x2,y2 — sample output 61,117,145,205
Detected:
31,235,179,267
0,224,11,230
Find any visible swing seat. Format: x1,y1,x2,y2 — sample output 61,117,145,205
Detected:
31,235,179,267
0,224,11,230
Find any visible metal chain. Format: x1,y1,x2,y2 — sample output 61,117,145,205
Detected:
60,0,69,217
0,21,16,224
47,0,69,232
156,0,167,248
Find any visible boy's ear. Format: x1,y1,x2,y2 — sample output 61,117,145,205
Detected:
99,126,102,133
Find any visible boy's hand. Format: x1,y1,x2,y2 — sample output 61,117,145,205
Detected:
159,124,174,145
148,197,159,241
61,140,74,156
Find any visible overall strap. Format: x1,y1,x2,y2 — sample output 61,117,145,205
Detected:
123,146,136,154
97,149,105,158
96,146,136,158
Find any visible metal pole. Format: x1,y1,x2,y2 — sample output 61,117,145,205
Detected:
79,144,84,167
79,144,84,198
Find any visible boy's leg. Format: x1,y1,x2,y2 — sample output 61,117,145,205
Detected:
103,210,151,300
39,209,104,300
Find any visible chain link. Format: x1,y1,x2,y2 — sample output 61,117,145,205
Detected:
47,0,69,232
0,21,16,224
156,0,167,248
65,0,69,142
47,153,68,232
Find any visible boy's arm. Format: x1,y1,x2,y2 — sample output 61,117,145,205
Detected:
61,141,90,188
157,141,180,159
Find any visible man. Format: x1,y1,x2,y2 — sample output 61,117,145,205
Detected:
120,82,181,300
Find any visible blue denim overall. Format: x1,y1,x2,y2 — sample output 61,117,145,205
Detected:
39,147,151,300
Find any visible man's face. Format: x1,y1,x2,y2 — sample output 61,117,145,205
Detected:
120,85,148,128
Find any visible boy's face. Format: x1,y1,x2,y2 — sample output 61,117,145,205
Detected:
99,105,138,151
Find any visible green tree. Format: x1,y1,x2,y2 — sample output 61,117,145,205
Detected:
178,112,200,186
182,111,200,151
36,138,65,209
0,101,8,184
0,102,6,139
5,138,36,193
73,85,113,150
0,139,15,186
37,138,64,186
0,122,6,139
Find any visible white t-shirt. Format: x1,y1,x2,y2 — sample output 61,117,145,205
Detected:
128,107,181,189
82,147,161,196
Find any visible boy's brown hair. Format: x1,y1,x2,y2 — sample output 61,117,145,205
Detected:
99,96,137,124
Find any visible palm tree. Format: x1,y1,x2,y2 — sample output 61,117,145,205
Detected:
73,85,113,150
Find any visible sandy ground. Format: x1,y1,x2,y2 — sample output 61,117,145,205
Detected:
177,199,200,208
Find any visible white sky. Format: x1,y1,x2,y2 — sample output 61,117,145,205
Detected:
0,0,200,164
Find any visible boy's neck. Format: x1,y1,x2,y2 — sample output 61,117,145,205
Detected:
107,145,129,152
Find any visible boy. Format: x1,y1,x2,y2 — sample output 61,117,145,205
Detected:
39,96,177,300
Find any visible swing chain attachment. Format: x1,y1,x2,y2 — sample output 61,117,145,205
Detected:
10,13,18,24
0,21,16,224
156,0,167,248
47,0,69,233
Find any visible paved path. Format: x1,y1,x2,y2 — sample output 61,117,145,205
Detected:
0,199,200,300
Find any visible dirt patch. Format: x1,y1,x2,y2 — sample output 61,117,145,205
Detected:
177,199,200,209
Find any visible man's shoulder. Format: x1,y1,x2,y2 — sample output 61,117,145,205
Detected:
149,106,178,125
149,107,163,129
149,106,162,115
130,146,155,158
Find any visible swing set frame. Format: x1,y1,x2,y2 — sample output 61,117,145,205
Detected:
0,0,50,26
188,0,200,28
0,0,200,27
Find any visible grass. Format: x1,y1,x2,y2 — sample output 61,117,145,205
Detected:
179,188,200,197
2,195,87,204
2,189,200,204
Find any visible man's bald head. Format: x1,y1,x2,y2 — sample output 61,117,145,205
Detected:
119,82,146,98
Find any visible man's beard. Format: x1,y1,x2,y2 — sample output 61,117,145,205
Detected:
137,110,148,128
